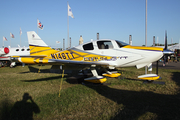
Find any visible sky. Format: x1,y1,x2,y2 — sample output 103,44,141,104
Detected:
1,0,180,48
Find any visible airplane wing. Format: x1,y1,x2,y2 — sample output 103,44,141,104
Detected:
12,57,110,67
48,59,109,66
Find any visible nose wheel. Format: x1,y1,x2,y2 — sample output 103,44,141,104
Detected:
138,61,165,84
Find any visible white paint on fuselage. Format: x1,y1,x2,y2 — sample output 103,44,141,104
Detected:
0,47,30,60
4,47,30,57
74,39,163,69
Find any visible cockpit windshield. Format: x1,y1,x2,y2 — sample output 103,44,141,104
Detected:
115,40,129,48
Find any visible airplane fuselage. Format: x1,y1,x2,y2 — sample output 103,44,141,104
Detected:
24,39,163,69
0,47,30,61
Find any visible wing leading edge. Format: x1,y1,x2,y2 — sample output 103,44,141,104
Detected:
13,57,109,66
48,59,109,66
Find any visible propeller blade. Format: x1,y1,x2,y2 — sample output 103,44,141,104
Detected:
163,31,174,54
164,30,167,50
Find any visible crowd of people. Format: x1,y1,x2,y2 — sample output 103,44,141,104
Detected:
162,49,179,66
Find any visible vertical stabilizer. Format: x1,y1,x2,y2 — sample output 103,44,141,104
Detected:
27,31,58,56
27,31,48,47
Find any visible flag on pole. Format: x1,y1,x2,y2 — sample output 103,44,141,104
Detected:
56,41,60,44
68,4,74,18
3,36,7,41
37,19,44,29
20,28,22,35
10,33,15,38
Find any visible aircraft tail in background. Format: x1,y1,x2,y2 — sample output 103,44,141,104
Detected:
27,31,48,47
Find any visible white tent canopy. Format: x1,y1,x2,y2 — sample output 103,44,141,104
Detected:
156,43,180,51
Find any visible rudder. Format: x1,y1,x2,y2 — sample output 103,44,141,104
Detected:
27,31,58,56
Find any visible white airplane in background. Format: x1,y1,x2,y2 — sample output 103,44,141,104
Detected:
11,31,173,83
0,46,30,67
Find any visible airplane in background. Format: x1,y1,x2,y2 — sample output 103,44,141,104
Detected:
0,46,30,67
11,31,173,83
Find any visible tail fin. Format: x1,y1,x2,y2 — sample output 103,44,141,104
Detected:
27,31,57,56
27,31,48,47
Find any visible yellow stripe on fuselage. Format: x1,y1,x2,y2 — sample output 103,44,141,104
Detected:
28,46,115,63
123,45,163,51
50,49,114,62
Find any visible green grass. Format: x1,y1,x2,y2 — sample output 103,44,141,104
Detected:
0,65,180,120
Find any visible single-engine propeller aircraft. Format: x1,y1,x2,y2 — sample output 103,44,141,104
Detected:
11,31,173,83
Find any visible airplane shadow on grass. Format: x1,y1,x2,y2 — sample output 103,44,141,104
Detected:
171,72,180,87
19,65,54,74
21,76,62,82
20,72,74,82
19,68,180,119
66,72,180,120
86,84,180,119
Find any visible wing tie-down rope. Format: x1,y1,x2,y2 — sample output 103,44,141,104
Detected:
35,65,42,80
59,70,64,97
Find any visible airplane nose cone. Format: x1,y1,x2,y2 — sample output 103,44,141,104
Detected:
163,49,174,55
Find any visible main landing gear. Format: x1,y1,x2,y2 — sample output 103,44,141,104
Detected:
84,67,121,84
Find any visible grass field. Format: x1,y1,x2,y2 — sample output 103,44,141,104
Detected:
0,64,180,120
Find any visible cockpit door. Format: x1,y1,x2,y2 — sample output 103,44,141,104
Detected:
96,40,116,56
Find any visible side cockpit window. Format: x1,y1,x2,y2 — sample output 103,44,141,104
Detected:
83,43,94,50
97,41,113,49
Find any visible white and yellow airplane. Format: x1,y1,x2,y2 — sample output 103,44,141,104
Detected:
11,31,172,83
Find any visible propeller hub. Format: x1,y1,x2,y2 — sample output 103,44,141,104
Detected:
163,49,174,55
